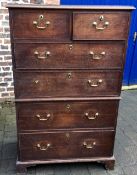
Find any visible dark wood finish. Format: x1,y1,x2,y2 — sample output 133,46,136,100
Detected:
16,100,119,131
14,42,125,69
16,164,27,174
73,12,130,40
7,4,133,173
19,130,115,161
11,9,71,41
16,156,115,173
104,159,115,170
14,70,122,98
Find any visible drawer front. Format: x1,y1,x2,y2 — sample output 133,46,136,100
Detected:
19,130,115,161
14,71,122,98
12,10,70,41
14,42,125,69
17,100,119,131
73,12,130,40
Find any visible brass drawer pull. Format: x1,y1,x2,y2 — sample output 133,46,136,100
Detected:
83,141,96,149
89,51,106,60
33,14,50,30
88,79,103,87
37,143,51,151
85,112,99,120
34,51,51,59
92,15,109,30
36,113,51,121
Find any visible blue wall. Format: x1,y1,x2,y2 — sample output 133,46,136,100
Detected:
61,0,137,86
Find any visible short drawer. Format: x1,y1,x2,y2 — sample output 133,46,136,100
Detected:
16,100,119,131
11,9,70,41
73,12,130,40
19,130,115,161
14,70,122,98
14,42,125,69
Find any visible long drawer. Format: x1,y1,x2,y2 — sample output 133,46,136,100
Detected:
19,130,115,161
14,42,125,69
16,100,119,131
14,70,122,98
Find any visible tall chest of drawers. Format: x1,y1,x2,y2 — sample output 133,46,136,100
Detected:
7,4,134,173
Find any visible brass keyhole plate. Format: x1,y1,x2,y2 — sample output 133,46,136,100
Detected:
67,72,72,79
99,15,104,21
65,133,70,138
40,15,44,19
66,104,71,110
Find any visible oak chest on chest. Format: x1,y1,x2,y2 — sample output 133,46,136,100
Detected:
7,4,134,173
